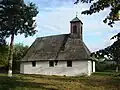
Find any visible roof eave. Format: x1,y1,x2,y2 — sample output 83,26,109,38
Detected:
70,21,83,24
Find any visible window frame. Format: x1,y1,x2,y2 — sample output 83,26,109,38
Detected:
49,60,54,67
73,25,77,34
81,26,82,35
67,60,72,67
32,61,36,67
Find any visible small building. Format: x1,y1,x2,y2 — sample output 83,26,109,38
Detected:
20,16,95,76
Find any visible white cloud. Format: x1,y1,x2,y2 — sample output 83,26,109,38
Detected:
7,0,120,51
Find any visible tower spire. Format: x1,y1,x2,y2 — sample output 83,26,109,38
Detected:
76,12,78,17
70,14,83,40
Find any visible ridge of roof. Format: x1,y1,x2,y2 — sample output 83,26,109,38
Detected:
37,34,69,39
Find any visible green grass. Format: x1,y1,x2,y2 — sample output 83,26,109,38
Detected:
0,72,120,90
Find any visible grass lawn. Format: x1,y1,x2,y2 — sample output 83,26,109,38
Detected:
0,72,120,90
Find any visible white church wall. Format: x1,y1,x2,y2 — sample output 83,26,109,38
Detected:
92,61,95,72
20,60,89,76
88,60,92,76
20,62,24,73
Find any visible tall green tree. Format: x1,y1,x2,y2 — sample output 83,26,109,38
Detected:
13,43,28,61
0,0,38,77
74,0,120,27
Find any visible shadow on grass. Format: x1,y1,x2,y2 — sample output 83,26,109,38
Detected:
26,73,120,89
76,74,120,90
25,74,81,83
2,73,119,90
0,75,58,90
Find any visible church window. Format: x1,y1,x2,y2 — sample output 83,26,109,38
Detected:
32,61,36,67
73,25,77,34
81,26,82,35
67,61,72,67
55,60,58,66
49,61,54,67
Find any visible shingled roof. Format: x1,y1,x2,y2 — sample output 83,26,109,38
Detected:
21,34,91,61
70,17,83,24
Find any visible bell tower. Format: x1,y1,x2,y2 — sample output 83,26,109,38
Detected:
70,15,83,40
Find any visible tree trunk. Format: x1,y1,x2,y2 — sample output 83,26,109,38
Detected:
115,60,119,72
8,33,14,77
116,66,118,72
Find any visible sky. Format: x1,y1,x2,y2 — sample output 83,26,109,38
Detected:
7,0,120,52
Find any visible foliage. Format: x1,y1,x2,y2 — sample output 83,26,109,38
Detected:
75,0,120,27
74,0,120,67
91,33,120,62
13,43,29,61
0,73,120,90
91,33,120,71
0,37,6,45
0,43,29,67
0,0,38,76
0,45,9,66
0,0,39,38
95,61,117,72
12,43,29,73
74,0,120,72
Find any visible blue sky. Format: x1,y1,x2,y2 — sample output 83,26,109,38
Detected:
7,0,120,52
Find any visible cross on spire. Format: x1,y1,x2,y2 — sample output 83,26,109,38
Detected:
76,12,78,17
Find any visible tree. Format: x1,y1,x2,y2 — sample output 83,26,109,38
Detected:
0,38,6,45
0,44,9,67
13,43,28,61
74,0,120,72
0,0,38,77
110,33,120,72
74,0,120,27
91,33,120,72
0,43,29,72
0,31,6,45
13,43,29,73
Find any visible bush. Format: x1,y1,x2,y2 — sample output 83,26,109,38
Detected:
96,62,107,72
95,61,119,72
